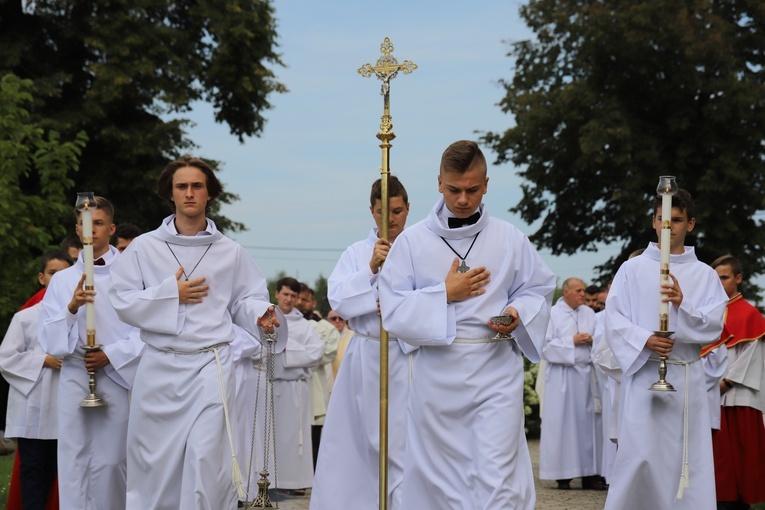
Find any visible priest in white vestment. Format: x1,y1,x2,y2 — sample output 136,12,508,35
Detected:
311,176,412,510
603,189,727,510
261,277,324,493
379,141,555,510
539,277,605,490
39,198,144,510
109,157,285,510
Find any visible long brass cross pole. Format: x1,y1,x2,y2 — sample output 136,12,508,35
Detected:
358,37,416,510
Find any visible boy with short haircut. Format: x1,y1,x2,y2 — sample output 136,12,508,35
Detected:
379,142,555,509
603,189,728,510
706,254,765,510
39,197,144,510
0,250,72,509
311,176,412,510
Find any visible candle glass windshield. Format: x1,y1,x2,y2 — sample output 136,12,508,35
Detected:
75,192,96,211
656,176,678,196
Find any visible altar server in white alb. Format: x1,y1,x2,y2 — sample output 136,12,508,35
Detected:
379,140,555,509
311,176,412,510
39,197,144,510
108,156,285,510
0,250,72,508
259,277,323,494
603,188,727,510
540,277,605,490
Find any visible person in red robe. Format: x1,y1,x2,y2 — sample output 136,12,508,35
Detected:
703,255,765,510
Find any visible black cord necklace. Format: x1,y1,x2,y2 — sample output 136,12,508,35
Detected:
165,241,213,281
440,231,481,273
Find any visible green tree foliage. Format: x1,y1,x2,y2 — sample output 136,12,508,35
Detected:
0,73,87,330
313,275,330,318
484,0,765,290
0,0,285,233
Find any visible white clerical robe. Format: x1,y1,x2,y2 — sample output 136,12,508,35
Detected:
702,344,728,429
0,303,59,440
309,318,339,426
540,298,599,480
39,247,144,510
604,243,727,510
311,228,414,510
592,311,618,483
258,308,324,490
108,215,287,510
379,200,555,510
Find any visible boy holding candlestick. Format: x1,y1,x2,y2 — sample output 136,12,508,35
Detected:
603,189,728,510
39,196,144,510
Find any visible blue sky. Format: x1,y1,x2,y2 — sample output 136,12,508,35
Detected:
179,0,622,288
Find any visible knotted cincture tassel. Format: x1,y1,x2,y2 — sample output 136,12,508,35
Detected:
232,454,247,500
675,360,692,501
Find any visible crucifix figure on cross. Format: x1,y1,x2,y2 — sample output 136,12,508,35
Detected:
358,37,418,95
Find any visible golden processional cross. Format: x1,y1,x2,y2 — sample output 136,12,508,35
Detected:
358,37,416,510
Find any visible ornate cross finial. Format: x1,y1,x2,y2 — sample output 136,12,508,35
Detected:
358,37,417,95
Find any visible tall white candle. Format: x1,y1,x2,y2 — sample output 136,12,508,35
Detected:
77,192,97,345
656,176,677,332
659,193,671,327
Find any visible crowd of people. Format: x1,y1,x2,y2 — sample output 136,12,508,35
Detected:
0,141,763,510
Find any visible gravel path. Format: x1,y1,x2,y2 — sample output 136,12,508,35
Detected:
262,438,608,510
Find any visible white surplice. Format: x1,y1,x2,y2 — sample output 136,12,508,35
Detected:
592,311,618,483
379,199,555,510
258,308,323,490
603,243,727,510
0,303,59,440
702,344,728,429
108,215,287,510
39,246,144,510
539,299,600,480
310,228,414,510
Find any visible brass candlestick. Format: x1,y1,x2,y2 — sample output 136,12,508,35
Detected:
359,37,416,510
649,330,676,392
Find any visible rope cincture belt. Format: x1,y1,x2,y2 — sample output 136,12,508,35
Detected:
146,341,247,499
354,333,416,385
453,337,510,344
648,355,701,501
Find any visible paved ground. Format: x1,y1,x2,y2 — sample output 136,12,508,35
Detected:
250,438,608,509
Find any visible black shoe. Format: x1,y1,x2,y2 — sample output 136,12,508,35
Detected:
582,476,608,491
557,479,572,490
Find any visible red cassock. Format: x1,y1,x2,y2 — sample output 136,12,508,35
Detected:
706,294,765,504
